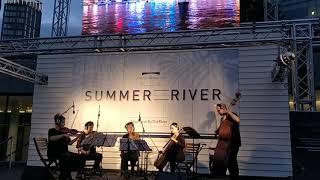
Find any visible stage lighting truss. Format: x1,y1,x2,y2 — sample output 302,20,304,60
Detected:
0,18,318,111
0,57,48,85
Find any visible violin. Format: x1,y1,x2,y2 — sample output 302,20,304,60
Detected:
59,127,83,136
128,132,140,140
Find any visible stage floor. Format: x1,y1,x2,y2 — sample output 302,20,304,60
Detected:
1,165,291,180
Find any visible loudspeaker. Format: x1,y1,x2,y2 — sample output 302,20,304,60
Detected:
21,166,50,180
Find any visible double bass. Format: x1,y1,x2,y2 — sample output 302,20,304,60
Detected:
211,92,241,175
153,131,181,170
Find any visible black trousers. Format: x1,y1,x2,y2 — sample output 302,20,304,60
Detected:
54,152,86,180
120,151,139,172
228,145,240,178
211,145,239,178
157,161,178,173
169,161,177,173
84,152,103,169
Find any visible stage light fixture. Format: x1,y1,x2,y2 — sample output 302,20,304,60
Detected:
279,51,295,66
271,50,295,82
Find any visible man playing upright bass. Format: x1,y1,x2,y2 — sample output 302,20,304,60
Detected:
213,103,241,180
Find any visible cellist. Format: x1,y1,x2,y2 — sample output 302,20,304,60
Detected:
215,103,241,179
167,122,185,173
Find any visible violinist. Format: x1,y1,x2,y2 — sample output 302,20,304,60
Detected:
47,113,85,180
120,122,140,175
215,103,241,179
76,121,103,171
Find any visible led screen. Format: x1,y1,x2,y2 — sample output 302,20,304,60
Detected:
82,0,240,35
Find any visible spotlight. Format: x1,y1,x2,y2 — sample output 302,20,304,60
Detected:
271,51,295,82
279,51,295,66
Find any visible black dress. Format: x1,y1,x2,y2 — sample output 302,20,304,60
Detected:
167,133,185,173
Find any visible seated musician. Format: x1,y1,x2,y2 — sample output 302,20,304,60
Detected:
47,113,85,180
120,122,140,175
166,122,185,173
76,121,103,171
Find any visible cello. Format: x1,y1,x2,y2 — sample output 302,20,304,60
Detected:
153,130,181,170
211,92,241,175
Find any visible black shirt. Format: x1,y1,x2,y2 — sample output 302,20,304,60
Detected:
232,122,241,147
47,128,70,158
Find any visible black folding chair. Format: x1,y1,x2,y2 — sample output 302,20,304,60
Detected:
33,137,60,180
176,143,204,175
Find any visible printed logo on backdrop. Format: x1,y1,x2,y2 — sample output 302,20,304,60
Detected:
84,89,222,102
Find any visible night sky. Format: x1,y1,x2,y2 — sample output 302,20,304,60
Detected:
40,0,83,37
0,0,83,37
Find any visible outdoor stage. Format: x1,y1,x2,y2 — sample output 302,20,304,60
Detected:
1,19,319,179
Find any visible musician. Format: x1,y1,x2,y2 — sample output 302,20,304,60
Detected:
167,122,185,173
76,121,103,171
120,122,140,174
215,103,241,179
47,113,85,180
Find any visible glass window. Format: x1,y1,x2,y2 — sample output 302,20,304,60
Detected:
0,96,7,122
0,96,8,160
16,31,23,36
3,96,33,161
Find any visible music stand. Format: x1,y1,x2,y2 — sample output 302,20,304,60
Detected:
103,134,117,147
119,138,139,151
81,133,117,147
182,126,201,173
182,126,200,139
119,138,152,179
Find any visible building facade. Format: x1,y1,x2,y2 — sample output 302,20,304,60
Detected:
0,0,42,163
1,0,42,40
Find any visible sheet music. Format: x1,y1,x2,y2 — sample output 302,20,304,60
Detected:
103,134,117,147
119,138,152,151
134,140,152,151
91,133,107,146
81,132,115,147
120,138,139,151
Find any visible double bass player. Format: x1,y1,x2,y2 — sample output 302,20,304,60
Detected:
214,103,241,179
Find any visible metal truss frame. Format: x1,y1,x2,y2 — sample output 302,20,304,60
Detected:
0,18,319,110
51,0,71,37
264,0,279,21
292,23,316,111
0,57,48,85
0,19,318,56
